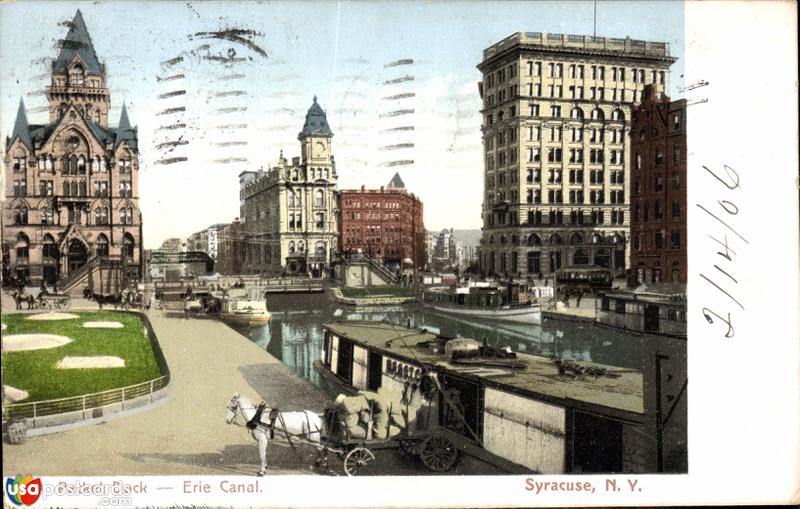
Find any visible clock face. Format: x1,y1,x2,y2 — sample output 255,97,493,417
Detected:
315,141,326,154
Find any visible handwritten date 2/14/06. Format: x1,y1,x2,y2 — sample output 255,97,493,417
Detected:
524,478,642,494
697,163,746,339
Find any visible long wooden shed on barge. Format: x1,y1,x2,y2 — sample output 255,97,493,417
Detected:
316,321,654,474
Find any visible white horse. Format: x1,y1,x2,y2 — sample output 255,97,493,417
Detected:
225,394,326,476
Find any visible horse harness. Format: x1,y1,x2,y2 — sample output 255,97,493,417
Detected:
247,402,280,440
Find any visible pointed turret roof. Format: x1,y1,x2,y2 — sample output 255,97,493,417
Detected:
54,10,102,74
300,95,333,137
114,103,137,150
7,98,32,150
387,172,405,189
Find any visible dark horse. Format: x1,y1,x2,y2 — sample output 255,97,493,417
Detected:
12,290,36,310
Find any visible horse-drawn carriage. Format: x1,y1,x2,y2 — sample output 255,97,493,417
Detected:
226,388,464,477
37,291,72,311
9,289,70,310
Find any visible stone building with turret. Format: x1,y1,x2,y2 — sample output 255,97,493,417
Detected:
2,10,142,293
242,97,338,277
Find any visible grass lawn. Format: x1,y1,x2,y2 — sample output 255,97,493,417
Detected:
1,311,164,402
340,286,416,298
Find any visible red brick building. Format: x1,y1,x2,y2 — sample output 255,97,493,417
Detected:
629,85,687,288
338,173,426,270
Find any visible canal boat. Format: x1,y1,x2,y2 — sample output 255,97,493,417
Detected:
220,298,271,326
420,282,542,325
314,321,652,474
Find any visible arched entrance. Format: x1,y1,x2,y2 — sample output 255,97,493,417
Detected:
67,239,88,274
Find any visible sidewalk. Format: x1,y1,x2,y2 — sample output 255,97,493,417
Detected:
2,293,330,476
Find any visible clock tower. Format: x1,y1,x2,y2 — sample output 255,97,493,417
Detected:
298,95,333,165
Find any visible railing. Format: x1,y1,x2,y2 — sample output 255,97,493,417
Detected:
483,32,672,60
3,375,169,421
60,255,99,292
361,253,399,284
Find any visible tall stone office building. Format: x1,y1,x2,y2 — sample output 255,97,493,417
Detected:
243,97,338,277
3,10,142,292
477,32,675,284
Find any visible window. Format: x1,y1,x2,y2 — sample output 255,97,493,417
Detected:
673,144,682,164
570,107,583,119
41,207,54,225
95,207,109,225
69,64,85,86
671,231,681,248
655,231,663,249
591,108,604,120
573,249,589,265
655,175,664,191
39,180,53,196
94,181,109,197
547,148,562,163
96,234,109,257
13,204,28,225
119,181,132,197
120,207,134,225
314,189,324,207
672,201,681,219
529,104,540,116
315,212,325,229
655,151,664,166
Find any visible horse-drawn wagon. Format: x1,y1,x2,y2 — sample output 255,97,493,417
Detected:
37,292,72,311
225,386,464,477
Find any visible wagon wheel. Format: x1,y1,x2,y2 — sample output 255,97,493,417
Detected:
419,432,459,472
343,447,375,476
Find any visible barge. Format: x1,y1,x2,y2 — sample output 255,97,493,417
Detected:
421,282,542,325
314,321,654,474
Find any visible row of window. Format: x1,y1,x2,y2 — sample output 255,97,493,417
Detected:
12,232,135,261
287,188,327,208
633,173,682,195
634,145,683,170
486,205,626,228
288,212,326,230
488,105,625,126
12,205,135,226
13,155,133,175
632,200,682,223
487,61,665,88
633,230,682,250
342,199,403,209
12,179,132,198
286,167,331,182
344,212,403,221
487,231,625,246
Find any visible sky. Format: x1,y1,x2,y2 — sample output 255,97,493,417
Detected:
0,1,684,248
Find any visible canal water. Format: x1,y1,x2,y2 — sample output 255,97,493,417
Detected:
232,293,649,390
